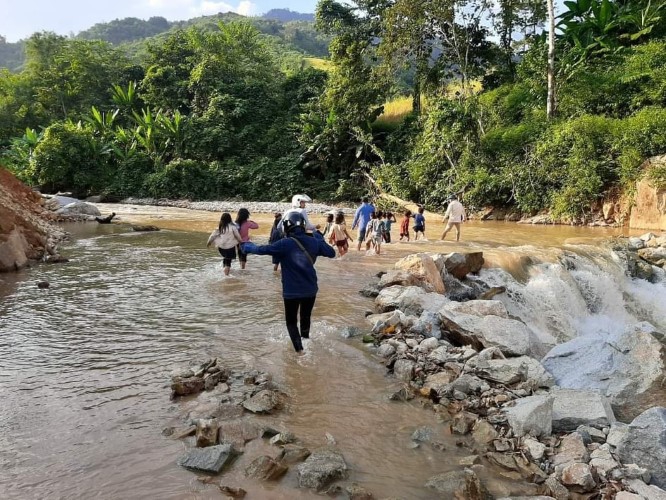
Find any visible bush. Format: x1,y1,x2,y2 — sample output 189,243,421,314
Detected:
143,158,220,199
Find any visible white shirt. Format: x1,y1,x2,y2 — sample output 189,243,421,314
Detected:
280,207,316,232
445,200,465,223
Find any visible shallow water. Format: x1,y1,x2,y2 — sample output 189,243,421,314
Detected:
0,205,659,499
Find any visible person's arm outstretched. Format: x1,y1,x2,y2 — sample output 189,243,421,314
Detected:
351,207,361,230
314,231,336,258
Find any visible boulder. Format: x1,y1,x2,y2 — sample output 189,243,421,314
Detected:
552,432,589,467
440,252,485,280
378,270,421,289
171,376,205,397
475,359,527,385
178,443,237,473
551,388,615,432
57,201,101,216
442,299,509,318
394,253,445,293
375,285,449,316
279,444,311,465
244,456,288,481
439,308,531,356
217,419,261,449
297,449,348,490
560,463,596,492
638,247,666,267
425,469,488,499
410,310,442,339
242,390,280,414
366,309,411,334
504,395,553,438
625,479,666,500
542,324,666,421
629,156,666,231
617,407,666,489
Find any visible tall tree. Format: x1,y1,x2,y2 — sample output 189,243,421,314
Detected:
547,0,556,118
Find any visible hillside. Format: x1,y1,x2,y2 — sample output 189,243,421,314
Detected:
0,10,328,71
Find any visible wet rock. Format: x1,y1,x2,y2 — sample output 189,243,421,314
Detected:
638,247,666,267
505,395,553,438
269,431,295,446
552,432,589,467
131,225,160,231
217,420,261,449
542,324,665,421
37,280,50,289
172,376,205,397
625,479,666,500
196,418,219,447
440,252,485,280
204,371,224,391
394,253,445,293
439,310,530,356
178,443,237,473
375,285,449,316
377,343,396,358
297,449,348,490
411,426,433,443
346,483,375,500
472,420,499,446
244,456,288,481
451,411,477,435
168,425,197,440
218,485,247,498
393,359,416,382
359,283,381,298
523,437,546,461
242,390,280,414
560,463,596,492
340,326,362,338
57,201,101,216
425,469,488,499
617,407,666,489
279,444,311,465
550,388,615,432
388,385,415,401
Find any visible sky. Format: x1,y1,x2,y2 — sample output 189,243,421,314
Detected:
0,0,319,42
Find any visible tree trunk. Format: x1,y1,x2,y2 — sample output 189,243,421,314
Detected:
546,0,556,119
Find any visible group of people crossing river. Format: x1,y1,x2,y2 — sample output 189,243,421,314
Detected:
207,194,466,355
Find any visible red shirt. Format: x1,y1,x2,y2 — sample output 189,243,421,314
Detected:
400,216,410,234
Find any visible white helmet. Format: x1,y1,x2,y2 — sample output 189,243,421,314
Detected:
291,194,312,208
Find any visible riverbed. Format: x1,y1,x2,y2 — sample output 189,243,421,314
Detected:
0,204,657,499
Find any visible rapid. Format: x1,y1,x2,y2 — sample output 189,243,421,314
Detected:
0,204,664,499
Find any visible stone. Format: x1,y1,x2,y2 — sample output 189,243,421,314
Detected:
196,418,219,448
440,252,485,279
244,456,288,480
576,425,606,444
560,463,596,492
442,299,509,319
438,309,530,356
630,157,666,232
178,443,237,473
411,426,433,443
279,444,311,465
217,420,261,449
609,464,651,483
638,247,666,266
378,269,421,290
475,359,527,385
377,343,396,358
171,376,205,397
270,431,296,446
367,310,409,334
459,455,481,466
451,411,477,435
242,390,280,414
394,253,446,293
57,201,101,216
450,374,490,395
617,407,666,488
297,449,348,490
544,476,569,500
552,432,589,467
615,493,643,500
418,337,440,353
393,359,416,382
542,324,666,421
375,285,449,317
505,395,553,438
218,485,246,498
411,311,442,339
523,437,546,461
131,225,160,231
345,483,375,500
550,388,615,432
340,326,362,338
626,479,666,500
472,420,499,446
425,469,487,499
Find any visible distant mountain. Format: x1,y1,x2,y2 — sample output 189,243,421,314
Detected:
262,9,315,22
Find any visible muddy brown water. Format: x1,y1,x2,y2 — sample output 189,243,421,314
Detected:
0,204,645,499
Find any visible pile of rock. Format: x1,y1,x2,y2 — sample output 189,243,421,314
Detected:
167,358,351,495
611,232,666,282
358,251,666,499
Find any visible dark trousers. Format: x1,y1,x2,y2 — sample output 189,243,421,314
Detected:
283,296,317,351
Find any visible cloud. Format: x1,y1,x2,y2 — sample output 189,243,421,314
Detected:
140,0,257,18
193,0,257,16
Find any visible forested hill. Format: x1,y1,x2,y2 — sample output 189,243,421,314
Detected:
0,10,325,71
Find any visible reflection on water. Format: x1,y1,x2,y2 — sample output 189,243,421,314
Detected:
0,206,659,499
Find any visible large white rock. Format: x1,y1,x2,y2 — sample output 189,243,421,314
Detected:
542,324,666,421
617,407,666,489
550,388,615,432
438,309,531,356
505,395,553,438
376,285,449,317
442,299,509,319
394,253,445,294
57,201,101,216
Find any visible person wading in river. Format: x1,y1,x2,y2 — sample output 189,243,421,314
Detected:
441,195,466,242
241,212,336,355
207,212,242,276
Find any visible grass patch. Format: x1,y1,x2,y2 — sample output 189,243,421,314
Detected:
303,57,333,71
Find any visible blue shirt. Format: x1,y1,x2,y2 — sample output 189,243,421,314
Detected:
241,231,335,299
414,213,425,229
352,203,375,231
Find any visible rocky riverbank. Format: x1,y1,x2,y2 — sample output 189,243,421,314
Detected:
355,248,666,499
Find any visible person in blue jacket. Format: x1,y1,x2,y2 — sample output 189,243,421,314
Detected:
351,196,375,252
241,212,336,354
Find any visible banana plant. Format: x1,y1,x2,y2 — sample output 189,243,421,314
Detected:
85,106,118,137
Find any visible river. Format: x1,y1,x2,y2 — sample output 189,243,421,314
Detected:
0,204,663,499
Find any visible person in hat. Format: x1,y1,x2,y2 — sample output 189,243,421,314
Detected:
241,212,336,354
280,194,316,234
441,195,466,241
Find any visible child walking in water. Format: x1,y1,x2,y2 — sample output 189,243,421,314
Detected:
365,211,384,255
207,212,242,276
383,212,396,243
329,212,354,257
269,212,282,271
399,210,411,241
413,206,426,240
235,208,259,270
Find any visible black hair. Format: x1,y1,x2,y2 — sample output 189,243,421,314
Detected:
235,208,250,226
335,213,345,224
218,212,233,233
362,196,369,203
418,207,425,214
273,213,282,229
404,209,412,217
